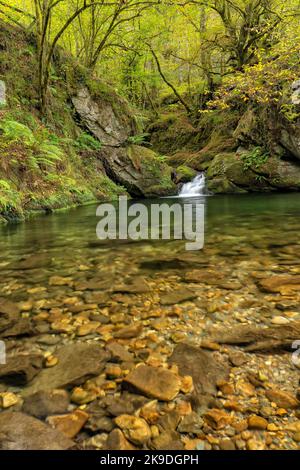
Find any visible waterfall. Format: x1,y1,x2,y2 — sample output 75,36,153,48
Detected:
179,173,206,197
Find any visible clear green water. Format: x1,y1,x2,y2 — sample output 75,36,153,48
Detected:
0,193,299,302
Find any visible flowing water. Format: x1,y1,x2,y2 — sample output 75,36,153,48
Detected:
179,173,207,197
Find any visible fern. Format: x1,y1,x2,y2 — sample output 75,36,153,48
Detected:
126,133,150,145
0,119,35,145
37,142,64,166
75,132,102,151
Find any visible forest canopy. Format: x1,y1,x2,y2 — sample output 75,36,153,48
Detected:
0,1,299,115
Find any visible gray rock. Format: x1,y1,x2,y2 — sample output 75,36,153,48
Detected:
72,86,175,197
23,343,110,396
160,289,197,305
0,298,20,333
177,412,204,434
0,354,43,385
169,343,229,407
0,80,6,106
22,389,70,418
106,342,134,363
0,412,74,450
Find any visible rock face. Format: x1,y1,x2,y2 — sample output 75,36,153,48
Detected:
206,152,300,194
123,365,181,401
22,390,70,418
0,412,74,450
23,343,110,396
72,85,176,197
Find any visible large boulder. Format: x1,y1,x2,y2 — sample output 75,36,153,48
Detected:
101,145,176,197
0,412,74,450
206,152,300,193
72,85,135,147
72,85,176,197
23,343,110,396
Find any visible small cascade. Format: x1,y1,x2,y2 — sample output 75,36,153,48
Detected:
179,173,207,197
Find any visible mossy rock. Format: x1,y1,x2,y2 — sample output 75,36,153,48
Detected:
100,144,176,198
206,152,300,193
175,165,197,183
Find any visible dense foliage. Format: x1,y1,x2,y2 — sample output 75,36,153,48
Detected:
0,1,299,116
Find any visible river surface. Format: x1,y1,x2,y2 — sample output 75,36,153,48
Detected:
0,191,299,331
1,194,299,294
1,193,300,450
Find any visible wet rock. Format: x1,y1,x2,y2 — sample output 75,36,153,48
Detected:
169,343,229,405
204,409,233,430
219,438,236,450
266,389,299,409
0,297,20,333
157,410,181,433
105,364,123,379
208,322,300,352
114,323,143,339
47,409,89,438
114,414,151,446
106,393,148,417
246,437,266,450
0,411,74,450
23,343,110,396
0,392,20,409
271,316,290,325
160,289,197,306
293,432,300,442
248,415,268,430
84,292,110,305
86,415,114,433
183,270,224,284
49,276,73,287
258,275,300,293
123,365,181,401
9,254,52,271
113,277,150,294
0,354,43,385
106,342,134,363
177,412,204,434
36,334,60,346
151,431,184,450
23,390,70,418
228,351,248,367
106,429,136,450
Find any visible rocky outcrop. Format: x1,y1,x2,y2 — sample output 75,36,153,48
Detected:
100,144,176,197
72,85,176,197
206,152,300,194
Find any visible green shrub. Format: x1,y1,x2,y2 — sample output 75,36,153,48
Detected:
0,119,35,145
241,147,269,171
75,132,102,151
